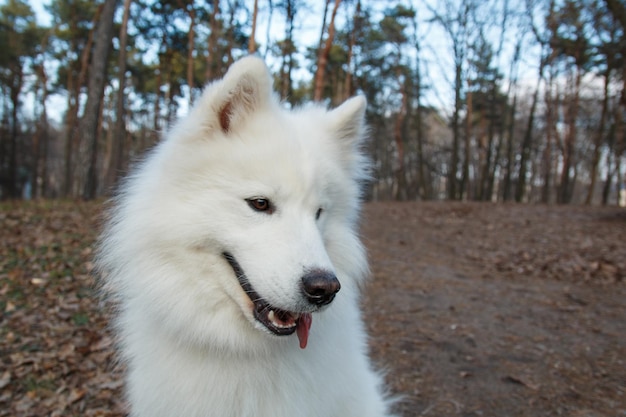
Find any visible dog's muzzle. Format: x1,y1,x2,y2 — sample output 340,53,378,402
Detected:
222,252,340,349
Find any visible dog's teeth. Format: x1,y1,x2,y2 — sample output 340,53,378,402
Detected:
267,309,296,329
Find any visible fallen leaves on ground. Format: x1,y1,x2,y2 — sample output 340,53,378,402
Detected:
0,201,124,417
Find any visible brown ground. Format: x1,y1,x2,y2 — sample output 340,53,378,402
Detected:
0,201,625,416
363,202,626,417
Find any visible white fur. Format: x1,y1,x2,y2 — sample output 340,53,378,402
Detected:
98,56,392,417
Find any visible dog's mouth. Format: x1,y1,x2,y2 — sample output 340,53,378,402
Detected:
222,252,312,349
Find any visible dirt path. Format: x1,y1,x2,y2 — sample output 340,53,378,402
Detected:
362,202,626,417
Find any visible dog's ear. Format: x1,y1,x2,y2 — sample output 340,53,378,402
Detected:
328,95,367,147
201,56,273,134
327,96,370,182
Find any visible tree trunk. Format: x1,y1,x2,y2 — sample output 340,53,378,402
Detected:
432,0,473,201
412,22,427,200
249,0,258,54
605,0,626,28
479,81,498,201
313,0,341,101
540,65,557,204
487,1,514,202
601,154,613,205
317,0,330,50
62,53,78,197
449,60,462,200
82,0,118,200
186,5,196,104
460,80,472,200
263,0,274,59
515,54,545,203
165,57,176,127
224,1,240,68
107,0,131,192
393,74,408,200
36,63,50,197
63,7,101,197
487,117,503,201
8,73,22,198
342,0,360,102
502,92,517,201
206,0,220,81
154,50,164,138
585,67,610,204
32,64,49,199
558,65,582,204
280,0,296,102
604,70,625,205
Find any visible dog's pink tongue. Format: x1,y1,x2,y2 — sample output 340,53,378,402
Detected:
297,314,312,349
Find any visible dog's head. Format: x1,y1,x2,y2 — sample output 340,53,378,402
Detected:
100,57,369,353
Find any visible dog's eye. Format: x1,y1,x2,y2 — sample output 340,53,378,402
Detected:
315,208,323,220
246,198,274,214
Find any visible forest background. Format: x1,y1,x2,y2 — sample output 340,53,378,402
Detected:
0,0,625,205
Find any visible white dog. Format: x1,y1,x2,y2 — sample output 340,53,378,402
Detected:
98,56,392,417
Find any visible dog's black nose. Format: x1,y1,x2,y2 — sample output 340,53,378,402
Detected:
301,270,341,306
